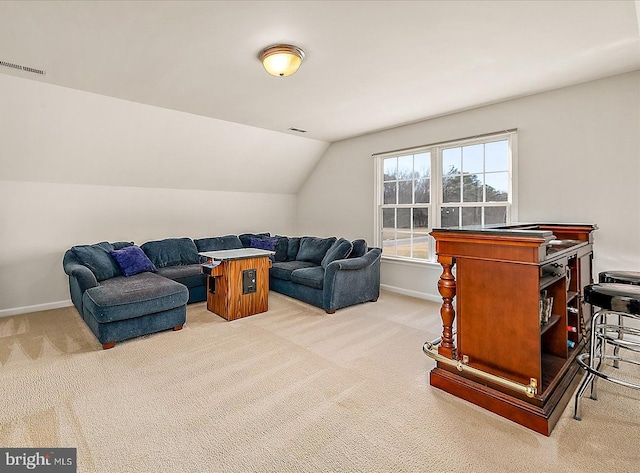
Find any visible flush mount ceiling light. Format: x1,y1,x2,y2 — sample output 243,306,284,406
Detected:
259,44,305,77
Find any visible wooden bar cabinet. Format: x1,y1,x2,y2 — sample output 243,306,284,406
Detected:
427,223,597,435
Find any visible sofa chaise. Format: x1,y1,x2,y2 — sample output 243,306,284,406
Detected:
63,233,381,348
63,240,190,350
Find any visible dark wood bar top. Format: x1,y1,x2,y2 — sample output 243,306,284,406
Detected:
430,223,596,265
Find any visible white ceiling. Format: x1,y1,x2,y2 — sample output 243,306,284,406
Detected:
1,0,639,143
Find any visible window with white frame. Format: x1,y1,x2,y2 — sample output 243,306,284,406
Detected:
374,130,517,262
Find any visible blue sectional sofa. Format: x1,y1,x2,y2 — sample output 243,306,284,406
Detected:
63,233,381,348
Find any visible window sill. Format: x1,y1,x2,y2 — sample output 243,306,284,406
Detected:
381,255,443,269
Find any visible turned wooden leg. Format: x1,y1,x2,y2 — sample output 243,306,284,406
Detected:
173,325,184,331
102,342,115,350
326,309,336,314
437,255,457,359
370,297,378,302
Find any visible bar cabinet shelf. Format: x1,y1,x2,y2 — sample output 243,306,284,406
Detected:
540,315,560,336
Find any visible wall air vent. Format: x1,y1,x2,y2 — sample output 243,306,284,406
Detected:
288,127,307,133
0,60,46,76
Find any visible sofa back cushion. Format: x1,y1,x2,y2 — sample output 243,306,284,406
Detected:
194,235,243,252
141,237,199,268
349,239,368,258
321,238,353,268
112,241,135,251
296,236,337,265
286,237,301,261
71,241,127,281
273,237,289,262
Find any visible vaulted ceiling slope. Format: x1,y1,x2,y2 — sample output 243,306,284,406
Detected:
1,1,639,143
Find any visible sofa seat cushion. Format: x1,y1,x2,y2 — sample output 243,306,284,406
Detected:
291,266,325,290
141,237,199,268
155,264,205,289
83,272,188,323
270,261,317,281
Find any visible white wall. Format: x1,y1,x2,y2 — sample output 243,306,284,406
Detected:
0,74,329,314
2,71,638,314
296,71,640,300
0,181,295,314
0,74,329,194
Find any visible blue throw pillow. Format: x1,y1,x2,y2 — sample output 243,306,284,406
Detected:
110,245,157,277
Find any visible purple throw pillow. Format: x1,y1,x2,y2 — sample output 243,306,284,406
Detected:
249,236,278,251
110,245,157,277
249,236,278,261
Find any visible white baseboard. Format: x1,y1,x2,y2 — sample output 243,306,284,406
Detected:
380,284,441,303
0,290,442,317
0,300,73,318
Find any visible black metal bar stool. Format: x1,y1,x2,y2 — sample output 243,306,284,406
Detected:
573,282,640,420
598,271,640,367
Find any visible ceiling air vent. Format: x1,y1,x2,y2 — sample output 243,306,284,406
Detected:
288,127,307,133
0,60,46,76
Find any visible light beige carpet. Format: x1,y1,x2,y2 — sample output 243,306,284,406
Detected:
1,291,638,472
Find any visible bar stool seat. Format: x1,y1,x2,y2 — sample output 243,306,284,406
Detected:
599,270,640,285
573,283,640,420
585,283,640,315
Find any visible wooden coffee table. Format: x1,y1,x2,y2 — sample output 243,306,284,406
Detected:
199,248,274,321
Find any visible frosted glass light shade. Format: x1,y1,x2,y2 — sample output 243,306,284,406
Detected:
259,44,305,77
